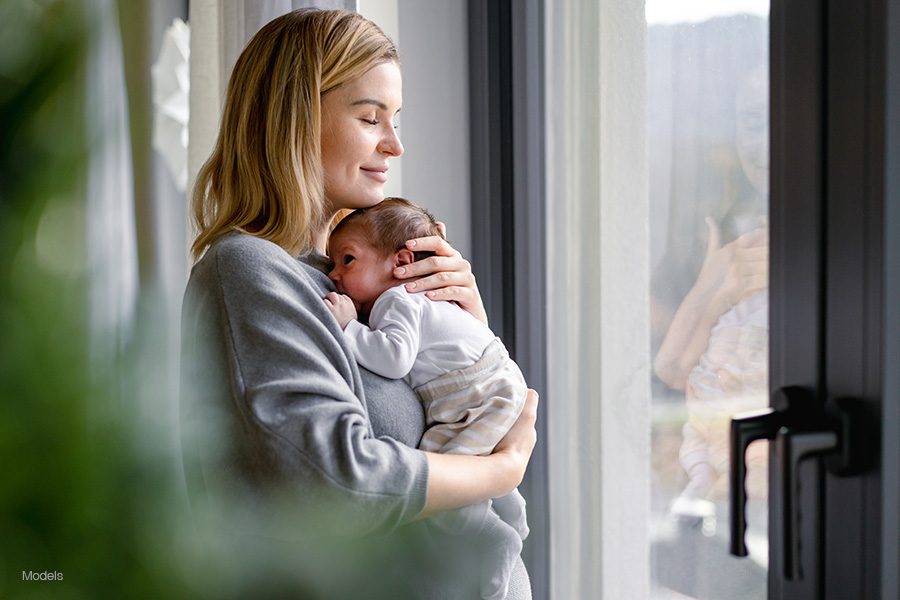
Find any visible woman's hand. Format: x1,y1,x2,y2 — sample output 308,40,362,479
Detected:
654,217,768,390
392,226,488,325
695,218,768,315
419,389,539,518
492,389,540,487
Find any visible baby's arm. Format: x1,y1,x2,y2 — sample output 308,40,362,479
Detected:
327,288,423,380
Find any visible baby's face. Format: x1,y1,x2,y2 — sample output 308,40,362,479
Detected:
328,224,397,315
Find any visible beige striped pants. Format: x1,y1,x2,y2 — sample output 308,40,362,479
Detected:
416,338,527,456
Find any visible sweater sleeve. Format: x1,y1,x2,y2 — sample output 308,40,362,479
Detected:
183,235,428,538
343,287,422,380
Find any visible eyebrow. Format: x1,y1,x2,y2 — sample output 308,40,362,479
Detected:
350,98,401,114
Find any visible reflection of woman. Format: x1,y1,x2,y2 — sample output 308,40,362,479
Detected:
180,9,537,597
652,66,769,600
653,64,768,393
656,65,769,501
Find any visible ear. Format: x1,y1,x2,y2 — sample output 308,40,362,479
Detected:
395,248,416,267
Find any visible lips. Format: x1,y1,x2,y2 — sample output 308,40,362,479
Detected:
360,166,388,183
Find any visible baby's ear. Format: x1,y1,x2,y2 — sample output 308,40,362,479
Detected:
395,248,416,267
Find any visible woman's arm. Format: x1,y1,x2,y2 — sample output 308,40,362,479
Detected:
392,233,488,325
418,389,539,518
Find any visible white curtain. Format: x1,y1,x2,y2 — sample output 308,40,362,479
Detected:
86,0,139,365
545,1,651,598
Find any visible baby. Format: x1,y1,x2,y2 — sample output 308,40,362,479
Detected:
678,290,769,502
323,197,528,600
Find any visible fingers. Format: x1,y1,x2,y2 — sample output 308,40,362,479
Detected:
403,235,460,258
394,256,475,290
497,389,539,460
736,226,769,248
323,291,357,324
514,389,539,457
394,236,488,325
521,388,539,423
736,244,768,262
402,270,476,295
323,291,338,310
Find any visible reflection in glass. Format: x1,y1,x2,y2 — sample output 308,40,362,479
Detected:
647,6,770,600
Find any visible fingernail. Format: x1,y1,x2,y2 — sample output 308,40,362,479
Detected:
406,282,417,290
407,240,417,248
395,267,406,276
426,291,436,298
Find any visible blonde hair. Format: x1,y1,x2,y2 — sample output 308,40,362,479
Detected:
329,197,444,261
191,9,399,260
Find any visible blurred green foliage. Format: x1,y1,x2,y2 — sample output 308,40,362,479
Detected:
0,1,195,597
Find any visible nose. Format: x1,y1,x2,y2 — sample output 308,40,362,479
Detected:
378,125,404,157
328,266,341,282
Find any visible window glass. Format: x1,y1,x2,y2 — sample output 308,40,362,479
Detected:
647,4,770,598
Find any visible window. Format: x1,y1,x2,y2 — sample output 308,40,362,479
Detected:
543,2,769,598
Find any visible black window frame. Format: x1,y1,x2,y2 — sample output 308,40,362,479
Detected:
468,1,549,596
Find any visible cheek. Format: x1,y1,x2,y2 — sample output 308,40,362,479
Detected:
322,128,357,177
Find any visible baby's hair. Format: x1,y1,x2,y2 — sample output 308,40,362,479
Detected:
330,197,445,261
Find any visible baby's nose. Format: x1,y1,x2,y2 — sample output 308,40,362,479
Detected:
328,269,340,282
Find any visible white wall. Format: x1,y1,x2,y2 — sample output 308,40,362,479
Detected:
359,0,472,258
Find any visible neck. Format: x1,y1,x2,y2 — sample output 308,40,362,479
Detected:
314,224,330,255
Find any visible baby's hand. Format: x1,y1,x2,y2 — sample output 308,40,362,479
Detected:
324,292,357,329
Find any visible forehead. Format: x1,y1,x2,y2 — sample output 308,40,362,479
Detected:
331,222,370,248
328,61,403,110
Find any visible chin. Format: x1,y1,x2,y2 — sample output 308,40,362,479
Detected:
346,195,384,211
326,188,384,212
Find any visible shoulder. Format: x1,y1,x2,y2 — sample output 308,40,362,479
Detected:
370,284,421,313
205,233,311,279
192,233,329,299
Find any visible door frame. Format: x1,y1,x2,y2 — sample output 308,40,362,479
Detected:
769,0,896,597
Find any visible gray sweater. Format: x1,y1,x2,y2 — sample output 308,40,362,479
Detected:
180,232,530,598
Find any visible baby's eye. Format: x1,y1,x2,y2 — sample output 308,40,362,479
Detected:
343,255,355,265
361,118,378,126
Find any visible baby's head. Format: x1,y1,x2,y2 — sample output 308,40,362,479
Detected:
327,197,444,315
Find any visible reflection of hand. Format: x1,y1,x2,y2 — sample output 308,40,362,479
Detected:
697,217,768,313
323,292,357,329
392,227,488,325
653,217,768,390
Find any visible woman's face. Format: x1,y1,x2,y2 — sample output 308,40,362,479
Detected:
321,61,404,213
735,66,769,196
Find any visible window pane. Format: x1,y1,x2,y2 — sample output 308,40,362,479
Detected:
647,4,770,599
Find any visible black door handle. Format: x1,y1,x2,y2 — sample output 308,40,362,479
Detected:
729,385,815,557
729,386,869,580
729,407,781,557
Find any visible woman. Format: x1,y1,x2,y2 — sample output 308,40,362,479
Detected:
181,8,537,599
